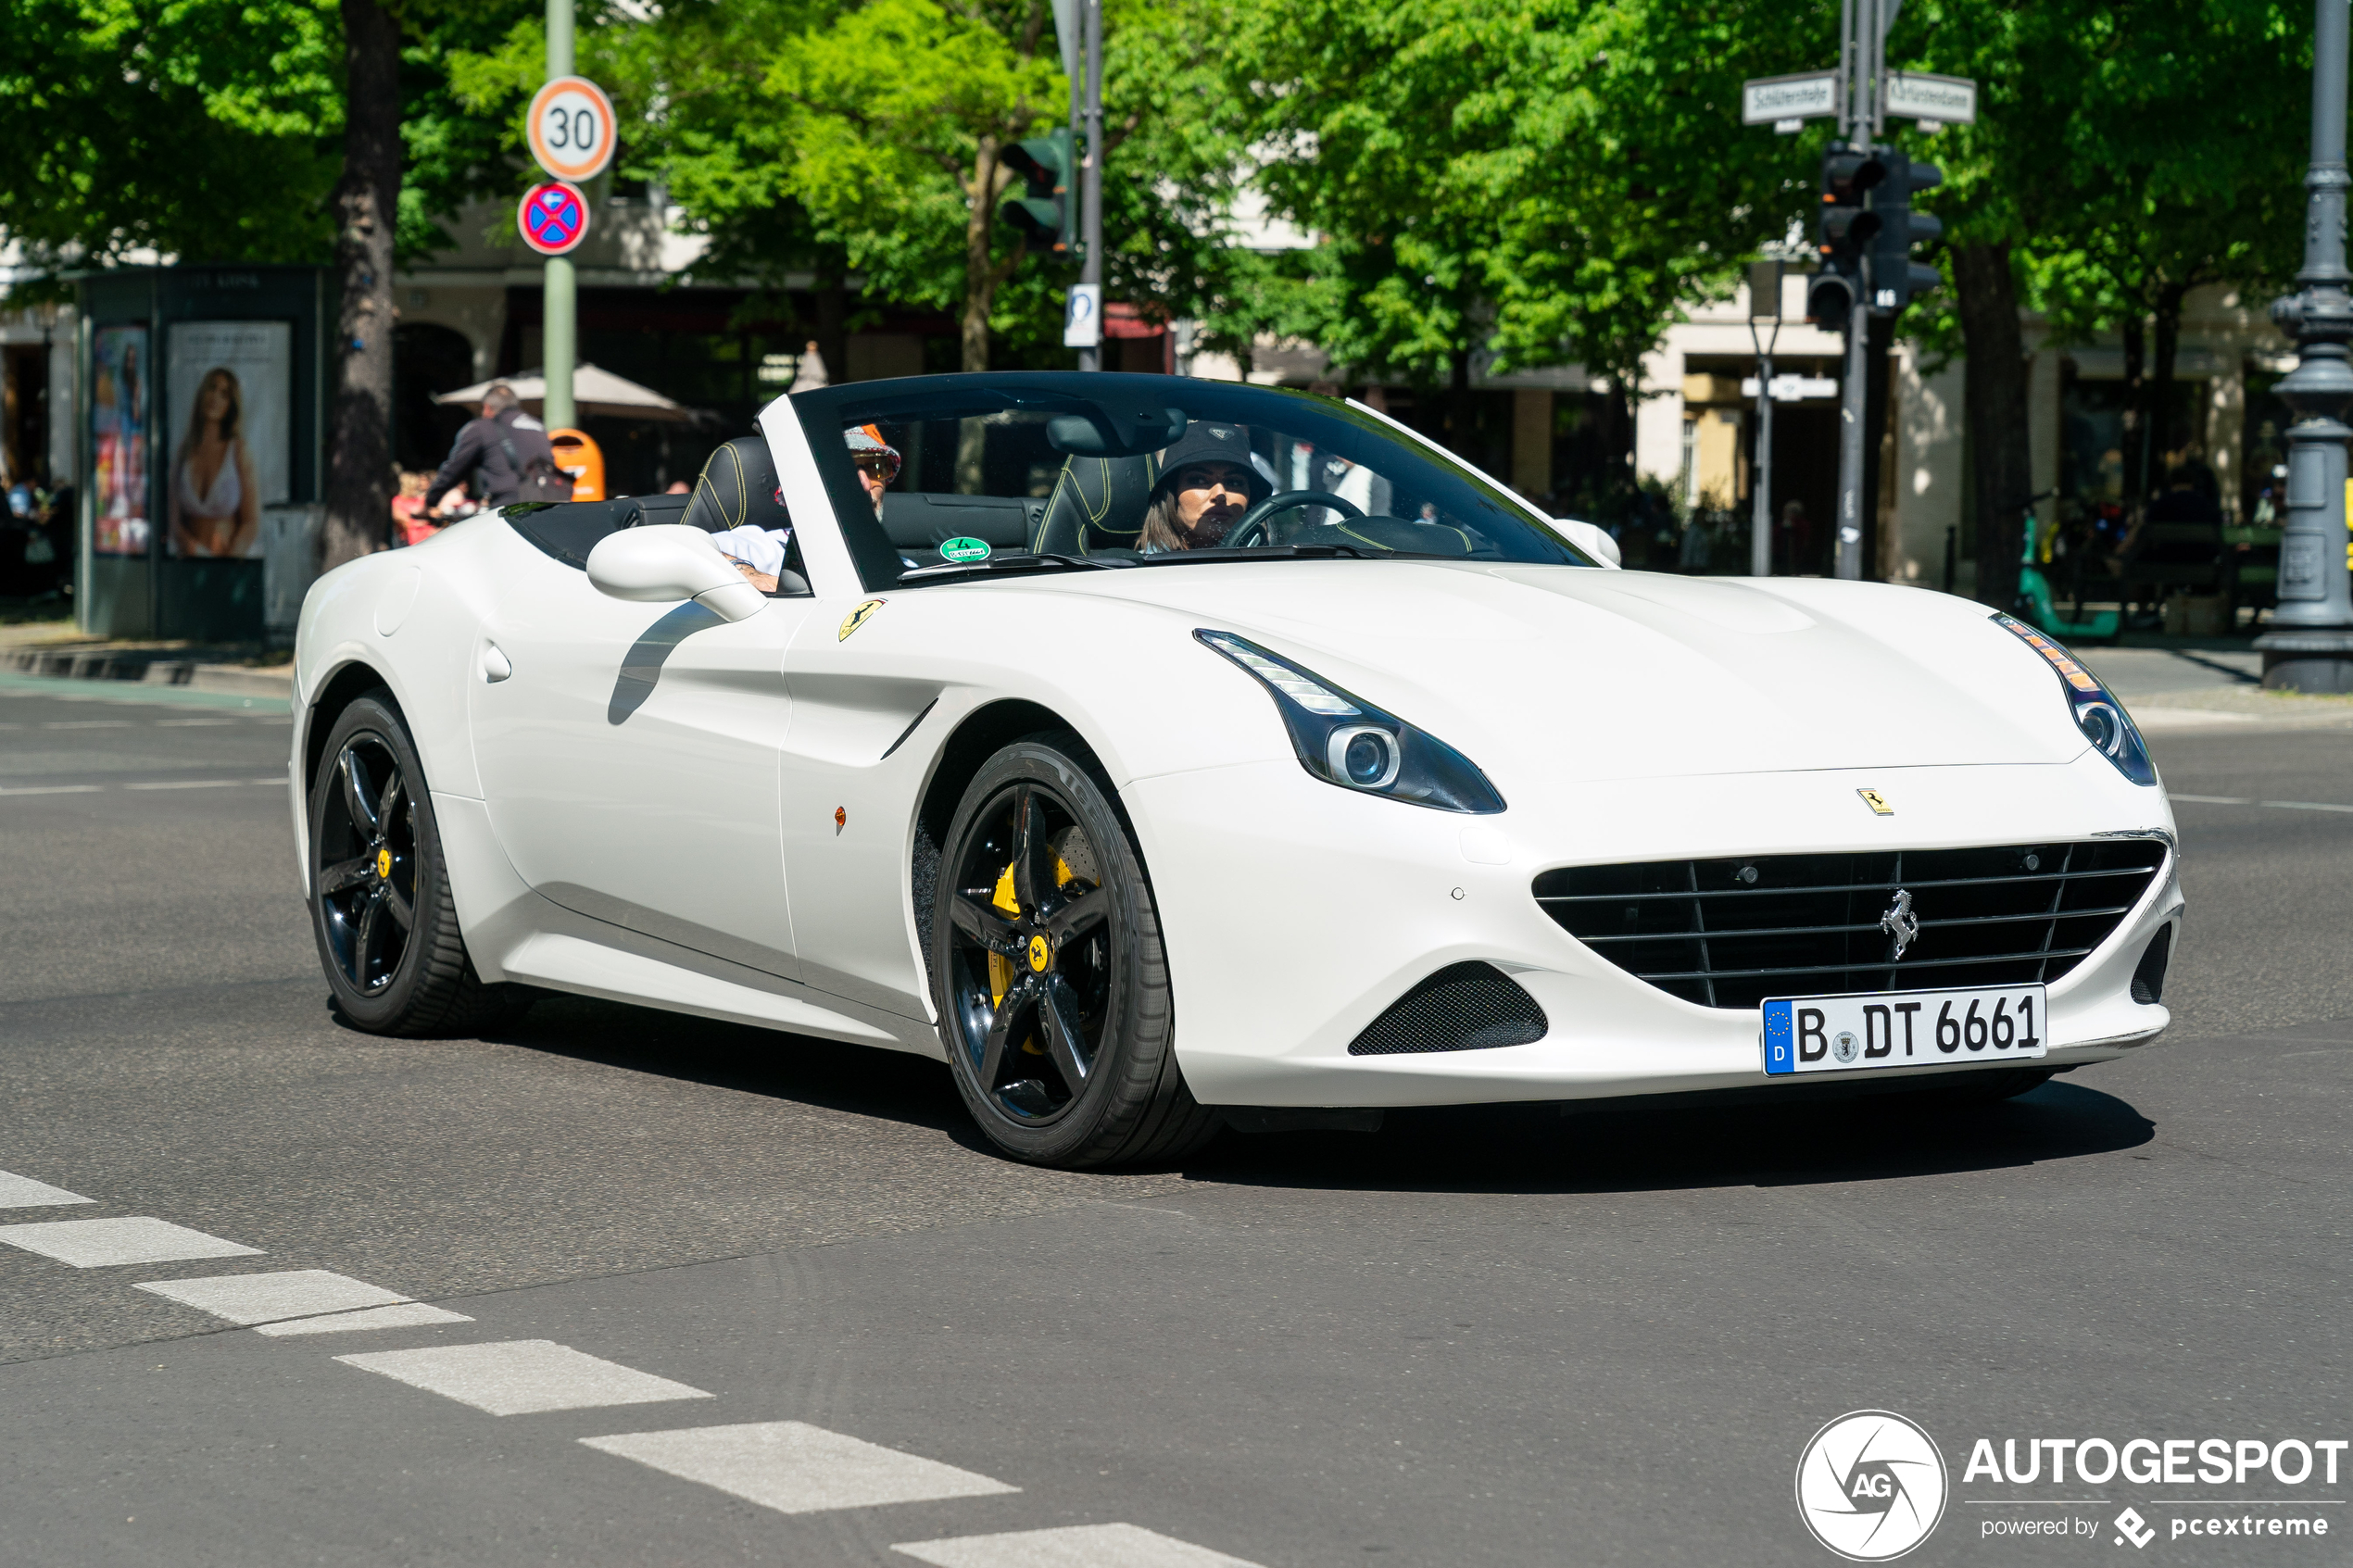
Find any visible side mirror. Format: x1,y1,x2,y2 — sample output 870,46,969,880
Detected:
1555,517,1621,568
585,524,766,622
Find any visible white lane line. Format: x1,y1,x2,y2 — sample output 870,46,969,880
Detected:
124,779,245,791
2169,793,2353,813
42,720,131,729
0,784,104,797
135,1269,409,1325
0,1170,94,1209
251,777,287,786
894,1524,1265,1568
155,719,236,727
0,1216,262,1267
335,1340,713,1416
257,1302,473,1336
582,1421,1016,1515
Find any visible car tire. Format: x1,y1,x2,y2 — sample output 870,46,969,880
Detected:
308,690,517,1037
931,734,1218,1169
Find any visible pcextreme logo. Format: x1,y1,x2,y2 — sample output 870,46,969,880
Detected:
1796,1410,1951,1561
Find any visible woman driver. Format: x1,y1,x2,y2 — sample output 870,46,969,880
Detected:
1137,422,1270,553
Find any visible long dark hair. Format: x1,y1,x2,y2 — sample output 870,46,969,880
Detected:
182,367,242,451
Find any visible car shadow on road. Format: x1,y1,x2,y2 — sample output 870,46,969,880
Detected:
1184,1079,2156,1196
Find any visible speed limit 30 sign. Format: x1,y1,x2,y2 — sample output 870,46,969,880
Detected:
527,75,616,183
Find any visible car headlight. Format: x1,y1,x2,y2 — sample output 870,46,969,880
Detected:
1991,613,2158,786
1195,629,1506,813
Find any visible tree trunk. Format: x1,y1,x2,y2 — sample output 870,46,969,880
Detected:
2147,280,2186,493
961,138,1005,375
2119,311,2146,521
318,0,401,573
1951,241,2032,610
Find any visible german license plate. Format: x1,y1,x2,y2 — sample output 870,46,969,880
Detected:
1760,984,2049,1075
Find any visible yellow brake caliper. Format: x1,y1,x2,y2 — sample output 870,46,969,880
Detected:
986,850,1080,1062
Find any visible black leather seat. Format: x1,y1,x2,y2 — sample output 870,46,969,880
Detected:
682,436,790,535
679,435,807,594
1032,453,1160,554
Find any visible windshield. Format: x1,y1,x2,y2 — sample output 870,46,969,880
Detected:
791,372,1593,589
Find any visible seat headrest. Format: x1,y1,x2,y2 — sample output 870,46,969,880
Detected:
682,436,788,534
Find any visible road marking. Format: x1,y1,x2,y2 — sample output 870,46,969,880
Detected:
42,720,132,729
894,1524,1264,1568
257,1302,474,1336
0,1216,262,1267
155,719,236,727
2171,794,2353,813
135,1269,409,1325
582,1421,1016,1515
0,1170,94,1209
0,784,104,797
335,1340,714,1416
123,779,247,790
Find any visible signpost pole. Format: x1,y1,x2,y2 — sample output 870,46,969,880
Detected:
1832,0,1878,580
543,0,577,431
2255,0,2353,691
1076,0,1104,372
1749,261,1781,578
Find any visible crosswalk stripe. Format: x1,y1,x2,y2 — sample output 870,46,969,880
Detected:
335,1340,713,1416
135,1269,410,1325
582,1421,1016,1515
0,1169,94,1209
256,1302,473,1336
0,1216,262,1267
893,1524,1265,1568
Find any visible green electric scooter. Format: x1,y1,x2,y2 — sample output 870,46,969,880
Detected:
2013,504,2119,641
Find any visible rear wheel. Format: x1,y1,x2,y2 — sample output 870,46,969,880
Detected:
308,692,515,1036
931,736,1218,1168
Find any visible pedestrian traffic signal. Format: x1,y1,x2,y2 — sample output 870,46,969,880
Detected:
1810,144,1884,332
999,129,1074,256
1867,152,1944,314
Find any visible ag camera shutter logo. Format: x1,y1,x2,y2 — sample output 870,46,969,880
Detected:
1795,1410,1949,1561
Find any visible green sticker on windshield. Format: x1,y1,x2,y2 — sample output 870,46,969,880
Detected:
939,536,991,563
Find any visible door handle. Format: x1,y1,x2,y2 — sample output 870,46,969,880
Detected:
481,643,513,683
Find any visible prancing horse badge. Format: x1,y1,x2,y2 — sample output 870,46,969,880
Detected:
1856,788,1894,816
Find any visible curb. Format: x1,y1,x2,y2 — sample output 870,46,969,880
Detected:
0,646,294,705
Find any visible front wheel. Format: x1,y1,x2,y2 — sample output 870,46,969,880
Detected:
308,691,515,1036
931,736,1217,1168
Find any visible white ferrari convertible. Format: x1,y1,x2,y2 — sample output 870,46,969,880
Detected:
289,371,2181,1166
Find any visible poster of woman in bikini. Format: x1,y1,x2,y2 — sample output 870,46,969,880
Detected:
165,321,289,558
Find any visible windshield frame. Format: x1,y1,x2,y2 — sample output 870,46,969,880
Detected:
791,371,1594,591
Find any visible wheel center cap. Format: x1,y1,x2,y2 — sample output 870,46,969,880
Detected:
1026,933,1051,972
375,847,392,881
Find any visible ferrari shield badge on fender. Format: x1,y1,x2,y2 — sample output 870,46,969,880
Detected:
838,598,885,642
1857,788,1894,816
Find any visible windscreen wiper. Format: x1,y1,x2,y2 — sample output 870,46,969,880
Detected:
1134,543,1376,564
897,551,1131,583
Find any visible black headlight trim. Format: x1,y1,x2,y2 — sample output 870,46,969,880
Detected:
1990,613,2158,786
1195,629,1506,814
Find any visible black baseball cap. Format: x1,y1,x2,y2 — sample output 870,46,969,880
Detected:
1151,421,1270,499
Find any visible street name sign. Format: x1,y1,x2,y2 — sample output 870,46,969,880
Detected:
1742,374,1840,402
1742,71,1841,126
527,76,618,183
1883,71,1978,125
518,182,590,257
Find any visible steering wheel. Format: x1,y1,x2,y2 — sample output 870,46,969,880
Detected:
1222,490,1365,550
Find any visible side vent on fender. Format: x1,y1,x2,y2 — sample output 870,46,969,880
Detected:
1348,962,1548,1057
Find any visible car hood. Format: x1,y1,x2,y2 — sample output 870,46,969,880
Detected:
1059,561,2082,785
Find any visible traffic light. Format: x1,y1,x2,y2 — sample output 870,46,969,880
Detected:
1867,151,1944,314
1807,144,1884,332
999,129,1074,255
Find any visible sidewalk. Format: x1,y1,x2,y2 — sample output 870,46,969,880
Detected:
0,620,294,703
2079,645,2353,732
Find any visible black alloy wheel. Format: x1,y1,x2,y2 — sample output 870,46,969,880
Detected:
317,730,416,997
308,691,515,1036
933,736,1217,1168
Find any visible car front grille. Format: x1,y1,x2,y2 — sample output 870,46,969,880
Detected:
1532,840,2168,1010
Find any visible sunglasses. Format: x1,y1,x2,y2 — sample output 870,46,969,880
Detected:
854,454,901,480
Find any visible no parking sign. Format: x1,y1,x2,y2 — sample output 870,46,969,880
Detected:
517,181,590,256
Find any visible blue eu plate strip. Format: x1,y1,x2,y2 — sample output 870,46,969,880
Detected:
1761,1000,1795,1075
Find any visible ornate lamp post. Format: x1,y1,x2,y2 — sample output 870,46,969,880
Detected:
2258,0,2353,691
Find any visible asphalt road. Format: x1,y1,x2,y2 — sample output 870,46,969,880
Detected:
1,667,2347,1567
